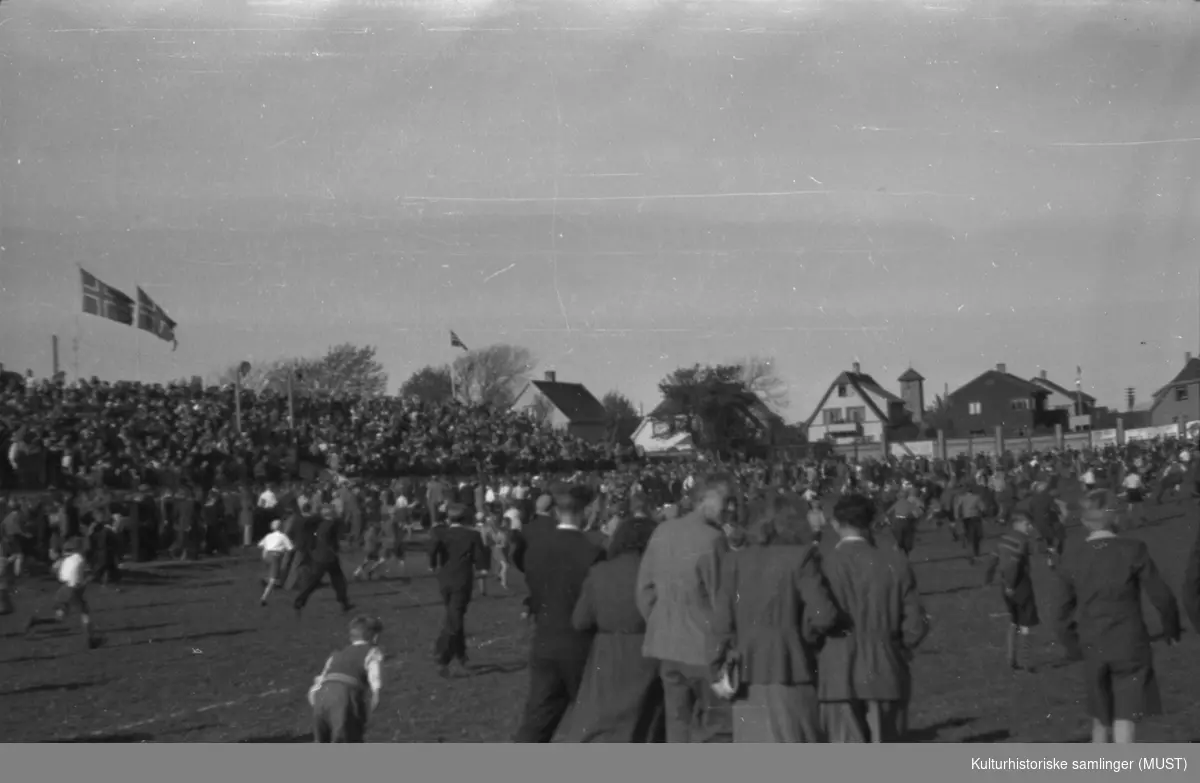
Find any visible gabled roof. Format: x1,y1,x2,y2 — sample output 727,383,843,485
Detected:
1152,358,1200,400
530,380,607,423
803,369,908,430
1029,376,1096,403
898,368,925,383
948,369,1045,401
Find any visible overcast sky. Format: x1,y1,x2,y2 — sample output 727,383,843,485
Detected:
3,0,1199,420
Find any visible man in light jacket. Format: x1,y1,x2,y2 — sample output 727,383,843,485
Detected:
636,472,735,743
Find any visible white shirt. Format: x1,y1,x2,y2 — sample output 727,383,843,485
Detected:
257,490,278,509
503,507,523,531
498,484,512,499
1122,473,1144,490
56,553,87,587
394,495,410,510
1082,470,1095,484
258,531,294,555
485,487,496,505
512,485,529,500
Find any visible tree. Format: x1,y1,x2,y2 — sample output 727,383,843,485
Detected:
451,343,535,407
525,393,557,427
602,390,640,443
657,363,763,457
601,390,638,421
217,343,388,398
399,364,454,404
737,355,789,411
922,394,953,436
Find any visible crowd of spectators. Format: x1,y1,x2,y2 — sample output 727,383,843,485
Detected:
0,373,625,493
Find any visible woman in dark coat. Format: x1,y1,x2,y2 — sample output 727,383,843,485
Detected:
563,516,664,743
710,494,839,743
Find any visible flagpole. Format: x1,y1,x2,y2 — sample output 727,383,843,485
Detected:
287,368,295,430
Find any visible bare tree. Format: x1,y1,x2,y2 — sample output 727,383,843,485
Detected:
737,355,789,411
525,393,557,426
214,344,387,398
452,343,536,407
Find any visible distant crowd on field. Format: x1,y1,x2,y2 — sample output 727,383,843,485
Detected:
0,374,626,494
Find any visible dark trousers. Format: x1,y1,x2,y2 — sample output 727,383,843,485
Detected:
961,517,983,558
435,585,471,666
514,654,588,743
892,518,916,555
659,660,733,743
312,683,367,743
294,557,350,610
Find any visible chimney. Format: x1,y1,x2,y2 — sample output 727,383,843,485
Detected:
1039,369,1047,380
1187,352,1193,364
852,362,861,374
996,362,1006,375
544,371,557,383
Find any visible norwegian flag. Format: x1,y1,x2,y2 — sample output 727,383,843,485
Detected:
136,287,178,350
80,268,134,326
450,330,468,351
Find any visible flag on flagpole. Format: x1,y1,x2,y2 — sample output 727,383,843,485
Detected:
80,268,135,325
450,330,468,351
136,287,178,351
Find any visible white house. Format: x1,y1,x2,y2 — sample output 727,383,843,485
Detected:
803,363,921,444
630,416,696,458
1029,369,1097,431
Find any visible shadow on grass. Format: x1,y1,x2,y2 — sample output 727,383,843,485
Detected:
962,729,1011,743
51,733,155,743
237,733,310,743
0,680,108,697
469,661,527,676
904,716,974,742
104,622,175,634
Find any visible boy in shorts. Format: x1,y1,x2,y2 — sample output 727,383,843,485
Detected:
1055,507,1181,743
24,538,104,649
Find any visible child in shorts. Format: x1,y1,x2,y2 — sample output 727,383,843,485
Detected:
258,519,294,606
24,538,103,649
309,615,385,743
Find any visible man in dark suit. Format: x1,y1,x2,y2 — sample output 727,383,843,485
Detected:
510,493,556,574
819,493,929,743
1055,507,1180,744
293,504,353,617
429,502,488,677
514,483,605,742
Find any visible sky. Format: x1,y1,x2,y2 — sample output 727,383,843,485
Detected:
2,0,1199,422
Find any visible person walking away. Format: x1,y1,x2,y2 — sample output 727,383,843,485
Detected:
819,494,929,743
563,515,664,742
953,483,985,564
886,489,921,557
709,496,838,742
514,483,605,742
293,504,353,617
1121,468,1146,529
429,503,489,677
258,519,294,605
308,615,385,743
1055,506,1181,744
991,512,1039,672
636,472,736,743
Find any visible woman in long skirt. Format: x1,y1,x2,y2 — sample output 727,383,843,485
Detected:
562,517,664,743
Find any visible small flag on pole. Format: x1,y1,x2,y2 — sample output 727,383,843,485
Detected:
450,330,468,351
80,269,135,326
136,287,178,351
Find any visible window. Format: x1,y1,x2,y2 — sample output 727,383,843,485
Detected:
1010,398,1031,411
846,406,866,423
1176,386,1188,402
822,408,844,425
968,401,982,416
836,385,848,398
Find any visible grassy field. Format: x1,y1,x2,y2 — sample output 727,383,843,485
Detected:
2,497,1198,743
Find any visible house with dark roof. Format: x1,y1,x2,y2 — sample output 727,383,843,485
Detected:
804,363,922,443
1149,352,1200,427
1029,369,1097,431
634,391,787,458
942,363,1063,437
510,371,609,443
